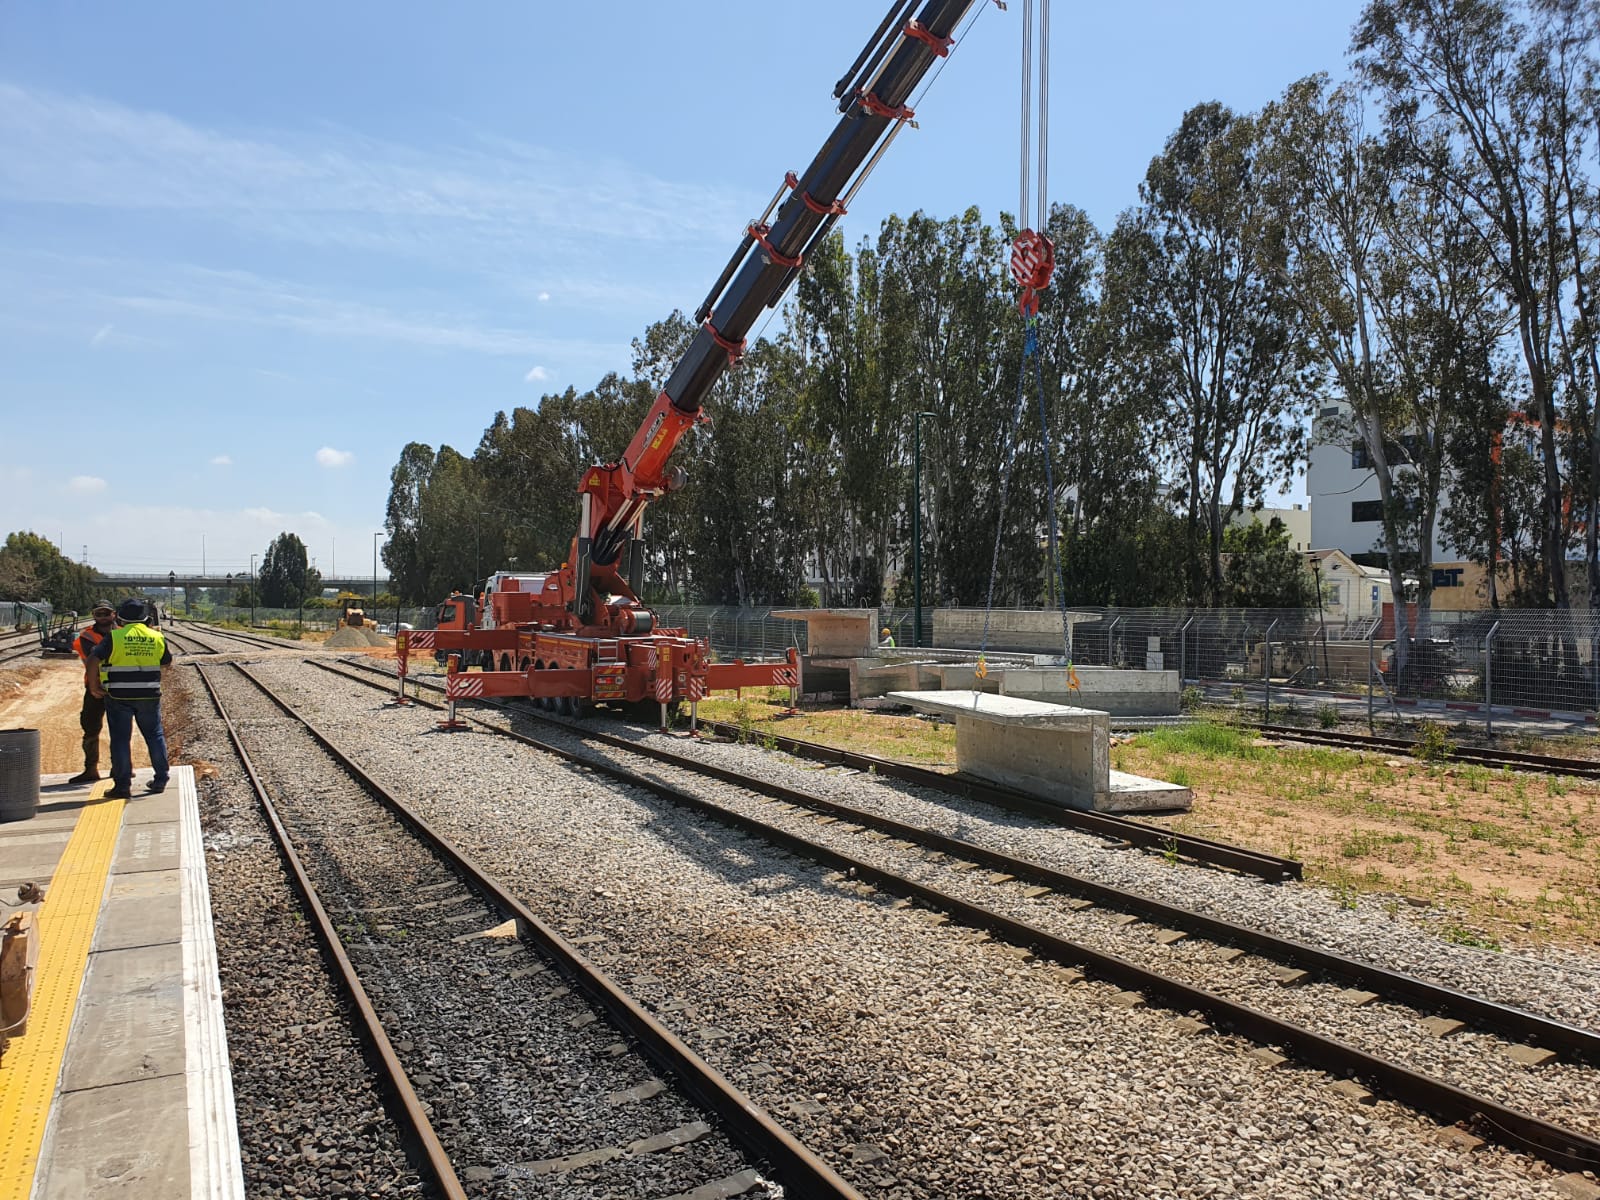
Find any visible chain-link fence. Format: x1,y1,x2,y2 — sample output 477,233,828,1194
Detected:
647,604,1600,724
178,605,436,633
1153,606,1600,726
1,602,52,628
166,597,1600,721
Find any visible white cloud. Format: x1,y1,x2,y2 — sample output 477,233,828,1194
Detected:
68,475,107,493
537,291,551,302
209,454,233,466
90,323,112,347
0,82,746,267
523,365,549,383
315,446,354,468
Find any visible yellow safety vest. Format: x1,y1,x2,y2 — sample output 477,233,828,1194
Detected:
102,622,167,700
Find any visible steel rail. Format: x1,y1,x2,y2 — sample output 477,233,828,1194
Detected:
226,660,866,1200
310,658,1600,1063
691,715,1303,881
171,619,305,654
192,663,471,1200
337,656,1298,882
1255,723,1600,780
301,659,1600,1171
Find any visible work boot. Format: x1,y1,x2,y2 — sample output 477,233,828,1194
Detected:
104,787,132,800
67,769,100,785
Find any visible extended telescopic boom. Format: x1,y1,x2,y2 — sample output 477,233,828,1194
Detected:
569,0,983,623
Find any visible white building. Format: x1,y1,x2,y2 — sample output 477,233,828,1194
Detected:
1307,402,1457,562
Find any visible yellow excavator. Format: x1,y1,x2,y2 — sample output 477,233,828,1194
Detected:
335,592,367,628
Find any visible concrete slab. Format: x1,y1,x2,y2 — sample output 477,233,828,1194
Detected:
1105,770,1193,813
112,818,182,875
36,1073,193,1200
94,867,183,953
886,691,1189,814
24,766,244,1200
58,941,186,1091
773,609,879,657
890,690,1105,728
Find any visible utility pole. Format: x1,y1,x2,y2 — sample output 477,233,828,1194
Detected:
373,532,381,606
250,553,257,628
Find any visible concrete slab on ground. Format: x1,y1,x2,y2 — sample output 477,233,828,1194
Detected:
889,691,1190,813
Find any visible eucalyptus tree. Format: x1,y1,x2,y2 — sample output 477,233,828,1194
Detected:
874,210,1040,606
1111,102,1316,606
383,441,440,603
1355,0,1595,606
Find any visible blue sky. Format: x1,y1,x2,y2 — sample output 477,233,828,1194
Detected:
0,0,1364,578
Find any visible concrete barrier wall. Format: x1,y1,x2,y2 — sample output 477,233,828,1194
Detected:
1001,667,1181,716
934,610,1077,653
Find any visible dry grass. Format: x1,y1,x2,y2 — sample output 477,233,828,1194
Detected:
691,698,1600,949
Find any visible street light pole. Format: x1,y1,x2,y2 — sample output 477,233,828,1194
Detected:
249,553,257,629
913,410,938,650
373,532,381,607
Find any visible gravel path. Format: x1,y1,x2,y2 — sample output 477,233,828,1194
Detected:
247,657,1591,1199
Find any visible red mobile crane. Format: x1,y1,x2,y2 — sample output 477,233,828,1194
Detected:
401,0,998,729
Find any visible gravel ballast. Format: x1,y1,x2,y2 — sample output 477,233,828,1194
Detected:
228,656,1600,1198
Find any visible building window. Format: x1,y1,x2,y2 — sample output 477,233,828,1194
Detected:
1326,583,1342,607
1351,442,1370,469
1351,500,1384,523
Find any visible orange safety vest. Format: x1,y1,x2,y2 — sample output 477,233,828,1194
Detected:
74,624,108,665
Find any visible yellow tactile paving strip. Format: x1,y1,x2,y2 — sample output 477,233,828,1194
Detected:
0,785,124,1198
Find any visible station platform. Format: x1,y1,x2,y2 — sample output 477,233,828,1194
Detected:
0,766,243,1200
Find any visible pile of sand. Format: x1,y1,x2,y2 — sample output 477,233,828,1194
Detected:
324,626,373,649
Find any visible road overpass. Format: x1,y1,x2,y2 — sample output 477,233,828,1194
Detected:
92,575,392,593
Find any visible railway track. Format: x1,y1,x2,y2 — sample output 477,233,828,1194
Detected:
351,658,1299,883
298,654,1600,1174
1254,722,1600,780
194,659,856,1199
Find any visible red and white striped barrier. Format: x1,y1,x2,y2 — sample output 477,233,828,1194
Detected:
408,629,437,649
773,667,798,686
655,678,672,702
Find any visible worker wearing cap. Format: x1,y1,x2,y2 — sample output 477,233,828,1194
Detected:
87,598,172,799
880,626,896,648
67,600,118,785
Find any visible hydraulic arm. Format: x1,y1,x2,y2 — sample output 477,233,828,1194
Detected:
569,0,983,624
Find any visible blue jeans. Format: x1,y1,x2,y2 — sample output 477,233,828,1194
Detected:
105,697,169,791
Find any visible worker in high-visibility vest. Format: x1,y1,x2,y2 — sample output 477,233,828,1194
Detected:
67,600,117,785
86,598,172,799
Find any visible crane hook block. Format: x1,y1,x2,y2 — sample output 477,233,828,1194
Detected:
1010,229,1056,293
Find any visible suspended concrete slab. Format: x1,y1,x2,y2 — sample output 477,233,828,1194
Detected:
888,690,1191,814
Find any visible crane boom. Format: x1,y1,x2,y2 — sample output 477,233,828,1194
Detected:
569,0,983,624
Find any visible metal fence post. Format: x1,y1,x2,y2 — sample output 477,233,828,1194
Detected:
1179,615,1194,682
1264,617,1279,724
1107,616,1121,667
1485,620,1500,740
1368,624,1376,734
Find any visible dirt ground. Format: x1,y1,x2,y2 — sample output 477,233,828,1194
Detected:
0,657,154,774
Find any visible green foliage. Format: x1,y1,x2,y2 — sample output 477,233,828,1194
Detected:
1180,686,1203,713
1222,517,1315,608
257,532,320,608
1413,720,1455,763
1317,702,1340,729
1134,721,1260,760
0,532,97,611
